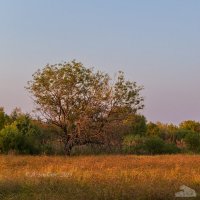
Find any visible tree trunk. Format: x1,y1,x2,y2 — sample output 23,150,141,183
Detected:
61,126,73,156
62,133,74,156
64,142,73,156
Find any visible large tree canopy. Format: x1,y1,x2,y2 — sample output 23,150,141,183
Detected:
27,60,144,154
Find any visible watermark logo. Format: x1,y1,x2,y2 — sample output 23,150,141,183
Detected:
175,185,197,198
26,172,72,178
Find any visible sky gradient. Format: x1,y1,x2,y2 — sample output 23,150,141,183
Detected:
0,0,200,124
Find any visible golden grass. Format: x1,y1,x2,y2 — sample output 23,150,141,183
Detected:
0,155,200,199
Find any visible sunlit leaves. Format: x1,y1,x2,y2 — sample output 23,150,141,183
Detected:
26,60,144,154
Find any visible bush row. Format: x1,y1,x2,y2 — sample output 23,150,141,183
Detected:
1,107,200,155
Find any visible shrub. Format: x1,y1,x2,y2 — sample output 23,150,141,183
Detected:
0,116,42,155
144,136,166,155
175,129,189,141
179,120,200,132
122,135,181,155
184,131,200,152
146,123,161,137
0,123,19,153
129,115,147,136
122,135,146,154
0,107,10,131
163,143,181,154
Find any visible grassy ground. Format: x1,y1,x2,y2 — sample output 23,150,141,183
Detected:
0,155,200,200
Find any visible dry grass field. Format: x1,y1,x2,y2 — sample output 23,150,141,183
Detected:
0,155,200,200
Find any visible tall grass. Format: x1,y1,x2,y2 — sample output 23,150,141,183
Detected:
0,155,200,199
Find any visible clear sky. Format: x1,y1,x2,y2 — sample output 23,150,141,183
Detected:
0,0,200,124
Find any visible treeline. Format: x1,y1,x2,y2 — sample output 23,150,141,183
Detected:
0,108,61,155
0,107,200,155
1,60,199,156
123,115,200,154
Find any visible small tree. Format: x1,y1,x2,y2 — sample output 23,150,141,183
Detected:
184,131,200,152
130,114,147,136
0,115,42,154
0,107,10,131
146,122,161,136
26,60,144,155
179,120,200,133
144,136,165,155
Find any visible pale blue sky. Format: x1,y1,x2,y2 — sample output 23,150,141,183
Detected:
0,0,200,124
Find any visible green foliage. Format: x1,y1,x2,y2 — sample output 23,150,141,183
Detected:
123,135,180,155
179,120,200,133
0,106,200,155
157,123,178,142
0,105,200,155
146,122,161,136
0,115,41,154
129,115,147,136
26,60,144,155
16,115,36,136
184,131,200,152
10,108,23,123
0,123,19,153
175,129,191,141
2,58,200,155
144,136,166,155
143,136,180,154
0,107,10,131
162,143,181,154
122,135,146,154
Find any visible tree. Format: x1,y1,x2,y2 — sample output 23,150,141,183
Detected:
144,136,166,155
146,122,161,136
179,120,200,133
26,60,144,155
0,116,41,154
0,107,10,131
125,114,147,136
156,123,178,143
184,131,200,152
10,107,23,122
